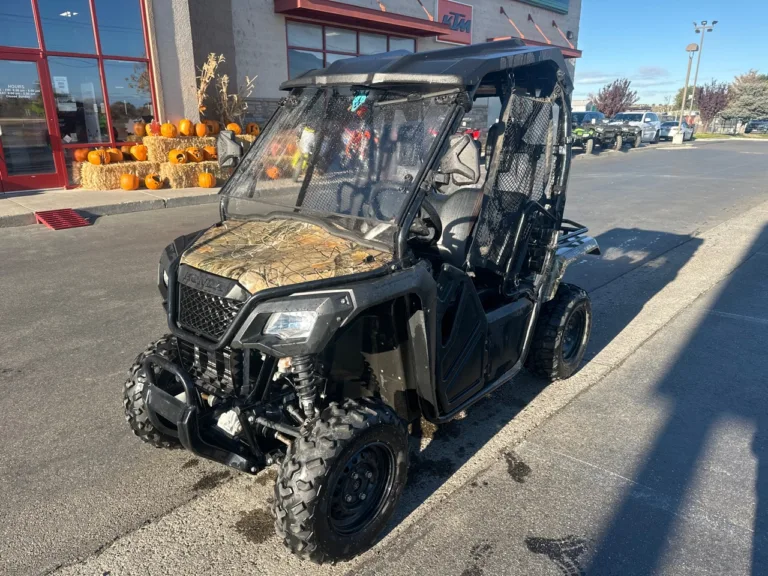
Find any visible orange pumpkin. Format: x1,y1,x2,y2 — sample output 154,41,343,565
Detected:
203,119,219,135
120,145,133,160
186,147,204,162
178,118,194,137
120,173,140,191
198,171,216,188
226,122,242,135
160,122,178,138
265,165,281,180
87,149,111,165
285,142,298,155
245,123,260,137
73,148,89,162
195,123,208,137
133,122,146,137
107,147,124,162
202,145,217,160
145,173,164,190
129,144,148,162
168,149,188,164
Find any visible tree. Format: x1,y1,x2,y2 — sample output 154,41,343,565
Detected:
673,86,702,111
697,80,729,130
724,70,768,120
589,78,639,118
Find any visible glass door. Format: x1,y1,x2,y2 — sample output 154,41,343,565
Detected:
0,56,61,192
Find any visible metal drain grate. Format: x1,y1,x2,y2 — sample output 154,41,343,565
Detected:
35,209,91,230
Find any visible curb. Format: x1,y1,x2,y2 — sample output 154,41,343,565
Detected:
0,191,219,229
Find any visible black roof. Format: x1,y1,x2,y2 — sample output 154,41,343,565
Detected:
280,39,573,93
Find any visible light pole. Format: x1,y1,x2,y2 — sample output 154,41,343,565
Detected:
676,43,699,143
689,20,717,115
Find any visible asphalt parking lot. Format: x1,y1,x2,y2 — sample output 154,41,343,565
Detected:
1,139,767,575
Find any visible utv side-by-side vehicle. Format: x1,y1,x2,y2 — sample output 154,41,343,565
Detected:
571,110,630,153
123,39,599,563
608,118,643,149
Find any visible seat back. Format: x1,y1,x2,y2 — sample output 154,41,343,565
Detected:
435,134,481,195
429,188,484,268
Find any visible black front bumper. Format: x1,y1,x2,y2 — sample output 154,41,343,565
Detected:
142,354,263,474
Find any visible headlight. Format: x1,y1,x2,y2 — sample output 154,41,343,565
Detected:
264,311,317,340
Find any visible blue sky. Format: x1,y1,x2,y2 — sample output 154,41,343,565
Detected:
573,0,768,104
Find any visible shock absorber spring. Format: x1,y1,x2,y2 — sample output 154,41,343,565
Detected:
290,354,318,418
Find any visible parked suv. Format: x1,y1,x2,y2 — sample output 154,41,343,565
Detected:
612,111,662,143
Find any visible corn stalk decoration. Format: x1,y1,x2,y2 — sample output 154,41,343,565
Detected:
196,53,256,124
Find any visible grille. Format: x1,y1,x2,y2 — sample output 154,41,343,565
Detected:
177,284,244,341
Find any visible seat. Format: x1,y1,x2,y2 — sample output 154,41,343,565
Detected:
429,134,484,268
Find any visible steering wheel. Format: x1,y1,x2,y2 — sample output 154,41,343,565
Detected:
410,197,443,244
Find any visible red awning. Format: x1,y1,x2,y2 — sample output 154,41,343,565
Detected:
487,36,582,58
274,0,451,37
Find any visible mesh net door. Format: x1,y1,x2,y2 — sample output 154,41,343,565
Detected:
469,94,557,273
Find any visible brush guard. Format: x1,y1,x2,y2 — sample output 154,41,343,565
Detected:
141,354,264,473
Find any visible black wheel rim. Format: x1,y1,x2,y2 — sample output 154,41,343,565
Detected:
562,308,586,361
329,441,396,536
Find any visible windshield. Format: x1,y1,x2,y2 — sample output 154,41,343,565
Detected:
221,87,453,247
613,113,643,122
572,112,586,123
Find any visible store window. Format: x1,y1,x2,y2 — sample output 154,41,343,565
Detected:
38,0,96,54
3,0,38,48
104,60,153,140
286,21,416,79
95,0,147,58
48,57,109,144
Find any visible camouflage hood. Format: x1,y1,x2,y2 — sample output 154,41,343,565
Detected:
180,219,392,294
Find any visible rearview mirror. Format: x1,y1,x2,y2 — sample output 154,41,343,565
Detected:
217,130,243,168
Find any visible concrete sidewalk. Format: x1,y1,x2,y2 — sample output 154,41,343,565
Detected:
0,186,219,228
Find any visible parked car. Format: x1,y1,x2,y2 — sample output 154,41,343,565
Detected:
611,111,662,143
660,121,694,141
745,119,768,134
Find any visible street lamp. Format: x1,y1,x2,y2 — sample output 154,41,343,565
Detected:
676,43,699,143
689,20,717,115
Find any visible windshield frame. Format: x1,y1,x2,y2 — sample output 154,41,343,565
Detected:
218,86,460,255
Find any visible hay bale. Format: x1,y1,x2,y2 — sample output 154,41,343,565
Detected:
80,161,162,190
144,134,256,162
160,161,225,189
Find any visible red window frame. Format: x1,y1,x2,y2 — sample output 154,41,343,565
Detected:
0,0,158,189
285,19,416,79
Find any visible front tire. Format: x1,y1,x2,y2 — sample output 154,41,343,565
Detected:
123,335,183,449
633,134,641,148
527,283,592,381
614,135,623,150
274,398,408,563
585,138,595,154
653,130,660,144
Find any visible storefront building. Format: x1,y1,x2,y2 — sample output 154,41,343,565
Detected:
0,0,581,192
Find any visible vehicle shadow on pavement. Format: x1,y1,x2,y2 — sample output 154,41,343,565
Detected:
568,227,704,361
381,228,703,543
585,224,768,575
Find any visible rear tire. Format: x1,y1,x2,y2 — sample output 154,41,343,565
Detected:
527,283,592,381
585,138,595,154
274,398,408,563
123,335,182,449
